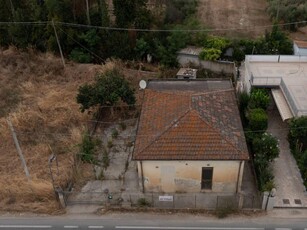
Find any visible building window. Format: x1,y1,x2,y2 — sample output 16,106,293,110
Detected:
201,167,213,190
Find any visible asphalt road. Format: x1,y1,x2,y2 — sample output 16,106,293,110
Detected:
0,213,306,230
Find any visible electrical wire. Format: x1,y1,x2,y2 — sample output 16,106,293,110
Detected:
0,20,306,33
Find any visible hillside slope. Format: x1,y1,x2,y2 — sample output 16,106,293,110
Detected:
197,0,272,38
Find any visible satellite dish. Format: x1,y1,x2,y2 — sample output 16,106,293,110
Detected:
139,80,147,89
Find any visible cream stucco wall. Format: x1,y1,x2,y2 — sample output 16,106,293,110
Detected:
137,160,244,193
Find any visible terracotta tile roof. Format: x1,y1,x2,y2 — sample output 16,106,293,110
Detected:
133,85,249,161
294,40,307,49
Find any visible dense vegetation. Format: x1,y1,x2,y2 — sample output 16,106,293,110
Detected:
240,89,279,191
267,0,307,31
288,117,307,188
0,0,294,67
77,67,136,113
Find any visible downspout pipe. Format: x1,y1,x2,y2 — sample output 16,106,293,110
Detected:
140,161,145,193
236,160,243,193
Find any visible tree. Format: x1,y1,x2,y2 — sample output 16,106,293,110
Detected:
76,67,136,112
199,36,229,61
253,132,279,162
113,0,148,28
288,116,307,151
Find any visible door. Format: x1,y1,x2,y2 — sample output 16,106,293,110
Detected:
201,167,213,190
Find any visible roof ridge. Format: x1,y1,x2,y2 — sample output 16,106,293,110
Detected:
191,108,245,155
192,88,233,96
135,108,192,155
146,88,192,96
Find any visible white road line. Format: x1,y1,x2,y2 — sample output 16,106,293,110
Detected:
64,226,79,229
115,227,264,230
88,227,104,229
0,225,52,228
275,229,292,230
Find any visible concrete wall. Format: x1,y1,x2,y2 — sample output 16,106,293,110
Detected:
294,44,307,56
137,160,244,193
177,54,235,74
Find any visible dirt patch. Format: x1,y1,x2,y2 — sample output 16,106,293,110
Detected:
197,0,272,38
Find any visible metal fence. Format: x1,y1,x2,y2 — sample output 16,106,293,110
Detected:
61,190,261,210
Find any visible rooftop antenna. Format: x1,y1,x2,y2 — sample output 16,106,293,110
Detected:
139,80,147,89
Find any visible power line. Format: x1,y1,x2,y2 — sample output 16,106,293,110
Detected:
55,24,105,63
57,20,307,32
0,20,306,33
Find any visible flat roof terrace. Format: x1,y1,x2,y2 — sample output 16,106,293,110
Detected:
245,55,307,117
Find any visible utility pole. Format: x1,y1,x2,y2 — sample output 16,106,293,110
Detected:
52,20,66,68
276,0,281,21
8,0,15,19
85,0,91,25
6,118,31,181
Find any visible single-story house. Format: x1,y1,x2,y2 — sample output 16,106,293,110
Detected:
242,55,307,120
293,40,307,56
133,80,249,194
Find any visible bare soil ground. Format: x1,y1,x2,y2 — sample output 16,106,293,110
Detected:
197,0,272,38
0,47,156,213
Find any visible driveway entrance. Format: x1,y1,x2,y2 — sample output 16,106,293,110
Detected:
268,105,307,207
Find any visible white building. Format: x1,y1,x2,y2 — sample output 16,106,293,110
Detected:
293,40,307,56
242,55,307,120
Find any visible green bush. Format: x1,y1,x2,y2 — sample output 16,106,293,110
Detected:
248,88,270,110
137,198,151,207
252,132,279,162
247,108,268,132
238,91,250,127
288,116,307,151
69,49,92,63
288,116,307,189
79,132,100,163
199,48,222,61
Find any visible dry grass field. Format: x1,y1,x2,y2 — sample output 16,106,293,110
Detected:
0,47,157,213
0,47,108,213
197,0,272,38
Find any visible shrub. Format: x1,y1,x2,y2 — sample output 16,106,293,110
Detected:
199,48,222,61
248,88,270,110
79,132,100,163
247,108,268,132
288,116,307,151
137,198,151,207
238,91,250,127
254,161,274,191
112,129,119,139
252,132,279,162
69,49,92,63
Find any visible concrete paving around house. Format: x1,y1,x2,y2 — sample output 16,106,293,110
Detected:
66,120,140,213
268,105,307,208
241,161,262,209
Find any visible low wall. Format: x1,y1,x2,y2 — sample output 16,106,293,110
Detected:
177,54,235,74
